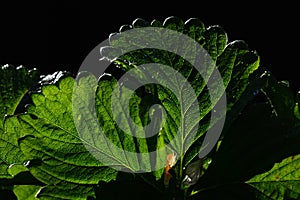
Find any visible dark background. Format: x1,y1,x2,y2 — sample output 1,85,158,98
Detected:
1,1,299,91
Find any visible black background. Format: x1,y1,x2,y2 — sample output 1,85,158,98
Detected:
1,1,299,91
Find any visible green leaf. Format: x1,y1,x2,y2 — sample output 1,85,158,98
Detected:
247,154,300,200
100,17,261,184
12,76,117,199
13,185,40,200
0,65,40,178
191,98,300,199
198,102,300,185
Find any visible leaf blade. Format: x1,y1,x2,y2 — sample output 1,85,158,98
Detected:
247,155,300,200
13,76,118,199
0,65,40,178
